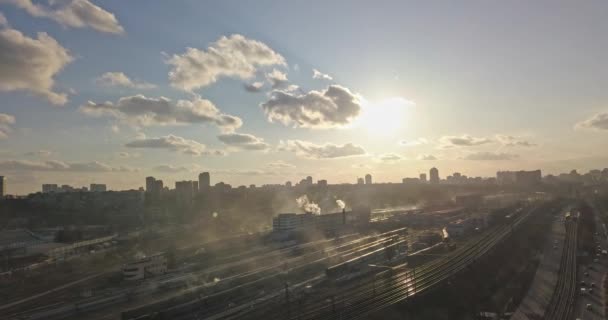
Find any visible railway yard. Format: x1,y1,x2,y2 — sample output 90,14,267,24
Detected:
4,195,608,320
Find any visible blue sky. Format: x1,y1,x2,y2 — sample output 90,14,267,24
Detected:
1,0,608,194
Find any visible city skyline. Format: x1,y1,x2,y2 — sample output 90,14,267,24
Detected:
2,1,608,194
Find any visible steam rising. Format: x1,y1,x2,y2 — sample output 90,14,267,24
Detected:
296,195,321,215
336,199,346,210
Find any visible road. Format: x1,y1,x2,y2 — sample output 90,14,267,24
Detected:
573,203,607,320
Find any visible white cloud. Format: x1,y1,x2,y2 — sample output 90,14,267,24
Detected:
417,154,437,160
266,160,295,169
439,134,492,148
0,160,134,172
96,72,155,89
399,138,429,147
0,27,72,105
576,112,608,131
495,135,536,147
125,134,209,156
244,81,264,93
378,153,402,162
5,0,124,34
463,152,518,161
0,113,15,139
279,140,366,159
261,85,362,129
213,169,277,176
167,34,285,91
266,68,288,89
0,12,8,27
217,132,270,150
312,69,333,81
153,165,190,173
80,94,242,131
24,150,52,157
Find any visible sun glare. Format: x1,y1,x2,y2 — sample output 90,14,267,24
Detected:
358,97,412,136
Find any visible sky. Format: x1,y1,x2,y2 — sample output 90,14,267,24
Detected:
1,0,608,195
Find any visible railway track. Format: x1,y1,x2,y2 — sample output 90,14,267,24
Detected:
544,218,578,320
217,206,537,320
119,229,412,320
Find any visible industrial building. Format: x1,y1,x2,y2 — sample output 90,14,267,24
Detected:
272,207,371,233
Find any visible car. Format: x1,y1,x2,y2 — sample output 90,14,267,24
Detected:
589,288,594,294
586,303,592,310
584,272,589,277
581,280,586,286
594,258,599,263
591,282,595,287
580,288,587,295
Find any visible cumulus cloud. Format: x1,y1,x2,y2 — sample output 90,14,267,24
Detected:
153,164,189,173
378,153,402,162
399,138,429,147
167,34,285,91
0,12,8,27
5,0,124,34
0,160,134,172
0,113,15,139
418,154,437,160
279,140,366,159
439,134,492,148
463,152,518,161
0,26,72,105
266,160,295,168
266,68,289,89
217,132,270,150
576,112,608,131
125,134,211,156
244,81,264,93
312,69,333,81
96,72,155,89
261,85,361,129
495,135,536,147
80,94,242,131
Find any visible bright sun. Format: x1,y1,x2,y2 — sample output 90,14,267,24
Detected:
358,97,412,136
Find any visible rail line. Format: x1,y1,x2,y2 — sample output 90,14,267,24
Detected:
217,206,537,320
544,218,578,320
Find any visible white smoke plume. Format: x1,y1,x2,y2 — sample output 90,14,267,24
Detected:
336,199,346,210
296,195,321,215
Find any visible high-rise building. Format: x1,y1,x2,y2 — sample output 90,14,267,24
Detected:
154,180,163,194
497,170,541,185
357,177,364,185
318,179,328,187
42,184,59,193
199,172,210,191
90,184,107,192
429,167,439,184
0,176,5,198
146,177,156,193
306,176,313,185
286,181,292,187
419,173,427,183
365,174,372,185
175,181,194,206
192,181,199,193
